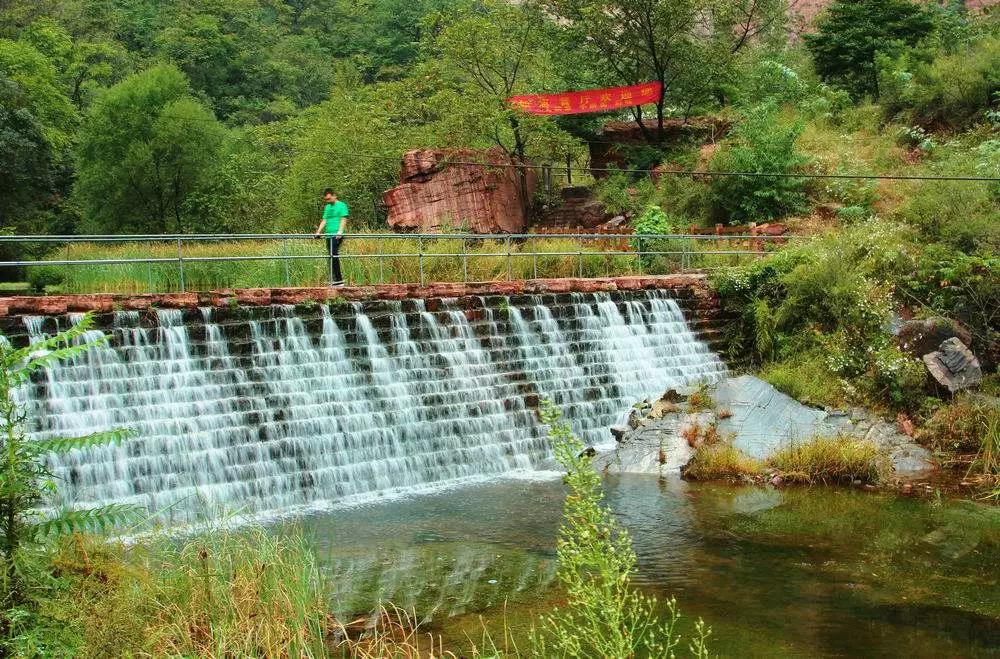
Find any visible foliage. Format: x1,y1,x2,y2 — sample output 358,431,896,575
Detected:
878,34,1000,129
918,394,998,454
804,0,936,100
713,219,940,411
278,81,415,231
421,0,581,192
534,400,710,657
761,353,846,408
709,108,810,224
74,64,228,234
25,527,331,657
0,314,136,650
540,0,786,137
768,436,892,485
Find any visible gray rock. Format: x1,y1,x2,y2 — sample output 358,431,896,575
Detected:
596,375,937,478
923,337,982,393
898,317,973,357
610,425,629,442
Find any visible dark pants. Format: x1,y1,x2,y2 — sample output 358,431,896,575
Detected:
327,237,344,285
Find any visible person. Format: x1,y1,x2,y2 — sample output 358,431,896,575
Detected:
314,188,349,285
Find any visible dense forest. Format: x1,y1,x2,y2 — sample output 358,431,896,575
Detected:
3,0,991,237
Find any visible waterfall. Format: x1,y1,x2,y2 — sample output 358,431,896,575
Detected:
13,292,725,521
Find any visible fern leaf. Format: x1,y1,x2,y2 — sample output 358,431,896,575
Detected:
7,315,98,364
32,503,143,539
34,428,134,454
10,337,108,385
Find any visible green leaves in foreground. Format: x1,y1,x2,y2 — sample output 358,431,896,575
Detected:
533,400,710,658
32,503,140,540
1,312,138,620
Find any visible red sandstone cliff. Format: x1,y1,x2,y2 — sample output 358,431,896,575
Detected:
383,148,538,234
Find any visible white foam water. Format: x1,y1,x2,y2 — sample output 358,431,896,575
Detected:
16,292,725,521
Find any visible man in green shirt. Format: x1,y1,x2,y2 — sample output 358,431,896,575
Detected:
313,188,349,285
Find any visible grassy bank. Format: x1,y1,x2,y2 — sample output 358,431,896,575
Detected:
24,235,776,294
683,435,891,486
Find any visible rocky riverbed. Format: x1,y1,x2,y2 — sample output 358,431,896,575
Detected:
592,375,936,479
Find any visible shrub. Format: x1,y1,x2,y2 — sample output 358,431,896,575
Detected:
804,0,936,100
630,204,689,273
761,353,846,408
917,394,997,453
593,170,654,216
900,243,999,342
879,35,1000,128
682,443,762,482
687,382,716,412
709,108,810,224
768,436,892,485
535,400,710,656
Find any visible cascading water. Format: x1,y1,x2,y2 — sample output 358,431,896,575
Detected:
13,291,725,521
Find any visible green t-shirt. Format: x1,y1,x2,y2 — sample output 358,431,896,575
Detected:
322,200,349,235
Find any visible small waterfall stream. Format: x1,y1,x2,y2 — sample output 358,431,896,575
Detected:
13,291,725,520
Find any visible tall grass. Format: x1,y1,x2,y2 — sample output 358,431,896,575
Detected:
28,234,771,294
682,443,762,482
40,527,333,657
768,436,891,485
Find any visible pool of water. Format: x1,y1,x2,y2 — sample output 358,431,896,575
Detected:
292,474,1000,657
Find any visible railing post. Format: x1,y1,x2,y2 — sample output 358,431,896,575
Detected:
532,239,538,279
463,237,468,283
418,235,424,286
577,250,583,277
566,153,572,185
282,239,291,287
328,237,335,287
506,235,512,281
378,236,384,284
636,236,643,275
177,237,185,292
147,262,153,294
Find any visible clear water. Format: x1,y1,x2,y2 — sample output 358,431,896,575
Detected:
15,292,725,520
297,475,1000,657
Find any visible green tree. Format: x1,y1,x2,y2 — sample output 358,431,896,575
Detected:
279,78,417,230
540,0,786,140
0,38,77,236
425,0,578,210
0,314,135,646
804,0,936,99
74,64,227,234
0,38,77,154
709,107,809,224
0,75,55,232
532,401,711,657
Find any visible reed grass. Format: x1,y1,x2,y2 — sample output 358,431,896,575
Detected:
768,436,891,485
682,443,763,482
45,527,334,658
32,234,767,294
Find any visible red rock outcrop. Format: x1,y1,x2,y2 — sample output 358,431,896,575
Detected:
383,148,537,234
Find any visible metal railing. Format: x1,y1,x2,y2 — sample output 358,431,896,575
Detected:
0,232,797,294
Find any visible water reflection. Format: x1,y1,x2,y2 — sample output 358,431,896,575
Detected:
290,475,1000,656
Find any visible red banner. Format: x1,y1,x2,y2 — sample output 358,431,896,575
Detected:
508,82,662,115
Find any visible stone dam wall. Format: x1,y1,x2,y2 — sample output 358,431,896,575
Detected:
4,283,729,518
0,276,731,355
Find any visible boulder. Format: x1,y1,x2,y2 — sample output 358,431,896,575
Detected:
383,148,537,234
898,317,973,358
595,375,937,478
611,425,629,442
923,337,982,393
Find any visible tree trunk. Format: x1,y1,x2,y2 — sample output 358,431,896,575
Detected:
509,116,531,222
